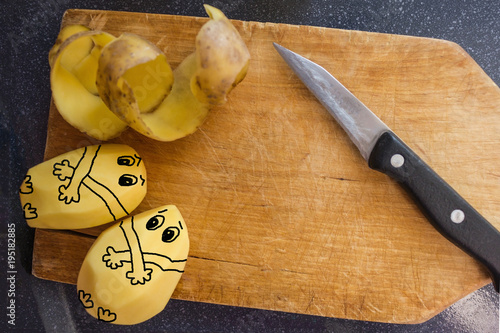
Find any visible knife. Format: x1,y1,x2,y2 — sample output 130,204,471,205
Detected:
273,43,500,292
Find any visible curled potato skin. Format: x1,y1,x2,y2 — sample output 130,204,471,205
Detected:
49,25,91,67
96,33,174,136
95,5,250,141
50,28,129,140
50,5,249,142
192,5,251,106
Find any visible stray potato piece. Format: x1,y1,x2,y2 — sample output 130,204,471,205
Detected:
96,4,250,141
19,144,147,229
50,27,128,140
77,205,189,325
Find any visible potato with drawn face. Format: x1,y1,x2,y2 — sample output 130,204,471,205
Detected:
77,205,189,325
19,144,147,229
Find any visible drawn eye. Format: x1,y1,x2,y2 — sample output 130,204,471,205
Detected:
118,174,137,186
117,156,135,166
146,215,165,230
162,227,180,243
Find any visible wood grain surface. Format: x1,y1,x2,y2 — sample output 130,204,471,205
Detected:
32,9,500,324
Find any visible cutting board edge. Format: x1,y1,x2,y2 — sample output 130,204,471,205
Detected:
59,7,492,65
403,280,491,325
31,226,494,324
59,8,500,94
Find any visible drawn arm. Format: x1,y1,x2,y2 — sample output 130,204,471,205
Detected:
119,219,152,285
82,176,129,220
142,253,187,272
102,246,130,269
57,145,101,204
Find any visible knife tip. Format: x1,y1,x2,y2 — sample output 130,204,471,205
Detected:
272,42,288,57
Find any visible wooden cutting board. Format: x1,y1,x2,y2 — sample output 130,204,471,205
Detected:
32,9,500,324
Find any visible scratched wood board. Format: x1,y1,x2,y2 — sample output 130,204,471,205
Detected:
31,9,500,324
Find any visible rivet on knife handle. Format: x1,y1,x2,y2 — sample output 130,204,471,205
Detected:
273,43,500,292
369,131,500,292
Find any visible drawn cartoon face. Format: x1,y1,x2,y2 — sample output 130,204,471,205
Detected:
77,205,189,325
19,144,147,229
88,149,147,205
117,154,145,187
134,207,188,257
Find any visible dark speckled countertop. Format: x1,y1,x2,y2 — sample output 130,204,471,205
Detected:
1,0,499,331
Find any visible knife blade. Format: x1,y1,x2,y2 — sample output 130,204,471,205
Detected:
274,43,500,292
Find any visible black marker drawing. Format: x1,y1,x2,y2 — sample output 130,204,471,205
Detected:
23,203,38,219
117,154,142,167
102,211,187,286
78,290,116,323
119,174,138,186
52,145,144,221
20,175,33,194
20,175,38,220
98,307,117,323
78,290,94,309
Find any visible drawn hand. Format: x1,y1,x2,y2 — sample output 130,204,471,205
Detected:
58,183,80,204
102,246,125,269
126,268,153,285
20,175,33,194
97,307,117,322
23,203,38,219
53,159,74,181
78,290,94,308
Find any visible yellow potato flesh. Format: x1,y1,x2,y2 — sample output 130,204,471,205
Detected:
121,54,173,113
96,33,175,137
59,37,93,71
71,46,103,95
100,51,208,141
143,54,209,139
49,24,91,66
19,144,147,229
95,5,250,141
77,205,189,325
50,30,128,140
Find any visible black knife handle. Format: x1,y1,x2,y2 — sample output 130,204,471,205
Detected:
368,131,500,292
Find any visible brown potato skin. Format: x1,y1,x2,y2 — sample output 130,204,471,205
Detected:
96,33,174,137
191,5,251,106
51,5,250,142
95,5,250,141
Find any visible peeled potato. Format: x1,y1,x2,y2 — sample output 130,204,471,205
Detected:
77,205,189,325
49,27,129,140
19,144,147,229
96,4,250,141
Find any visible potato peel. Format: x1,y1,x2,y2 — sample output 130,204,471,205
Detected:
50,5,250,141
48,24,91,67
50,28,129,140
95,5,250,141
96,33,174,137
192,5,251,106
